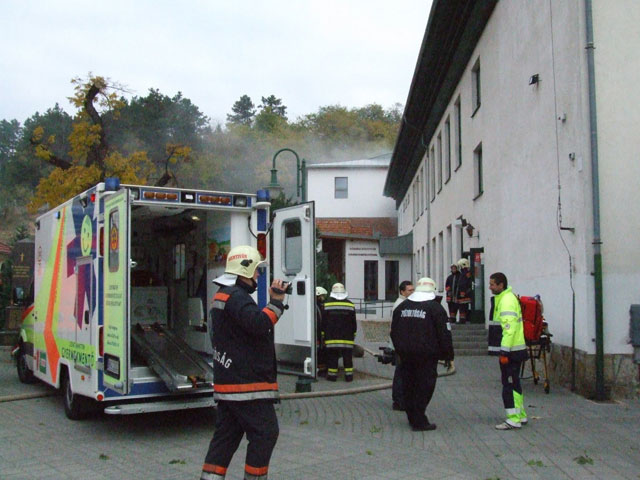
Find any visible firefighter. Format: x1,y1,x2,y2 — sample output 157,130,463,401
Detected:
456,258,473,323
488,272,528,430
445,264,460,323
315,286,328,377
391,280,414,411
391,277,454,431
323,283,357,382
201,245,287,480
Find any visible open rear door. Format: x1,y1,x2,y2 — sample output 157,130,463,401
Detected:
272,202,316,377
103,189,130,394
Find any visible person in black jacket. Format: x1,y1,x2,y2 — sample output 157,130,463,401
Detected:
456,258,473,324
391,277,454,431
445,264,460,323
323,283,357,382
201,245,287,480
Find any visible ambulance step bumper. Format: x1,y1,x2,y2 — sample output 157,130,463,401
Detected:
104,396,216,415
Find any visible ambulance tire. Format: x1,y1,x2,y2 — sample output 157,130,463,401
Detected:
62,369,90,420
16,345,36,384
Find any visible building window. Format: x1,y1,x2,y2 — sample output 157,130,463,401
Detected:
335,177,348,198
472,58,481,115
446,225,453,268
444,118,451,183
438,231,444,290
419,166,425,213
437,133,443,193
364,261,378,301
411,179,419,224
385,261,399,301
474,143,483,199
430,237,436,277
430,145,436,201
424,152,429,210
455,96,462,169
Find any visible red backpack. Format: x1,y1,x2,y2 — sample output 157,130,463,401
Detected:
519,295,544,342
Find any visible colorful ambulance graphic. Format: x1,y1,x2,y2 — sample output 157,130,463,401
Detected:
15,179,316,419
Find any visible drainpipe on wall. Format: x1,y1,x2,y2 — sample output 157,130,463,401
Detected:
584,0,605,400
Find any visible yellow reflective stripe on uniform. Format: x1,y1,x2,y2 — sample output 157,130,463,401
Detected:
325,340,354,345
324,304,355,310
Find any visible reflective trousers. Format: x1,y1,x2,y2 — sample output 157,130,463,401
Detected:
201,400,279,480
500,359,527,426
326,347,353,381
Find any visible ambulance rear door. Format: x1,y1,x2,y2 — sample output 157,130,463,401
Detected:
272,202,316,377
103,189,130,394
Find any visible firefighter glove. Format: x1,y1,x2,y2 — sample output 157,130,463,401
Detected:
499,355,510,365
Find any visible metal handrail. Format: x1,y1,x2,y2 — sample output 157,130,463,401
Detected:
348,298,395,320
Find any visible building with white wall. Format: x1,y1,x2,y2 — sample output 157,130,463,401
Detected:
384,0,640,398
306,156,412,309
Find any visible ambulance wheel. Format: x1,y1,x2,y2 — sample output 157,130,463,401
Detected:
62,369,89,420
16,345,36,384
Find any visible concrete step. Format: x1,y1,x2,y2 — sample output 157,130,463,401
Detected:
454,347,488,356
453,338,487,346
0,330,18,347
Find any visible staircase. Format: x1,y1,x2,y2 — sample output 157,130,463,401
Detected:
452,323,487,356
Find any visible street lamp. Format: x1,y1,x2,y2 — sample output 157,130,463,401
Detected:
266,148,307,201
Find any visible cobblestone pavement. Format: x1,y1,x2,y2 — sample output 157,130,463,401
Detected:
1,337,639,479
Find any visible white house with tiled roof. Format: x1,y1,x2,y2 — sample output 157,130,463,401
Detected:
306,155,412,307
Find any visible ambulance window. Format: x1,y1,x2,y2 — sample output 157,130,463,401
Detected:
283,219,302,274
174,243,186,280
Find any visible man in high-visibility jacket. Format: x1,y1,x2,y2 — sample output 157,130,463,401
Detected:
488,272,528,430
323,283,357,382
201,246,287,480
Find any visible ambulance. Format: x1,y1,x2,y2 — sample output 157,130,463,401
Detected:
14,178,316,419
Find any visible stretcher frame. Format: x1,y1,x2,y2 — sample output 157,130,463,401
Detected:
520,324,552,394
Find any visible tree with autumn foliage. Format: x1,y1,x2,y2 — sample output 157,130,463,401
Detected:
27,75,199,211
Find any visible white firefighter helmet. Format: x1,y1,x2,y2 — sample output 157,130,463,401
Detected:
330,282,349,300
457,258,469,269
316,286,328,297
415,277,437,293
225,245,266,278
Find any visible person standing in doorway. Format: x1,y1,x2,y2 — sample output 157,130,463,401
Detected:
323,283,357,382
445,264,460,323
201,246,287,480
488,272,528,430
456,258,473,323
391,277,454,431
391,280,414,411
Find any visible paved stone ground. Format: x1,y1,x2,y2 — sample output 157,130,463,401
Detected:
1,337,640,479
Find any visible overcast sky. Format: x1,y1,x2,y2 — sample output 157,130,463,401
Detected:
0,1,432,126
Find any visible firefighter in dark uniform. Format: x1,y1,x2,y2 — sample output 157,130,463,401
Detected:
201,245,287,480
391,277,454,431
445,263,460,323
315,286,328,377
323,283,357,382
456,258,473,323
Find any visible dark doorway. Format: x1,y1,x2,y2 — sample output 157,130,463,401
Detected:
385,261,399,301
364,260,378,301
322,238,345,284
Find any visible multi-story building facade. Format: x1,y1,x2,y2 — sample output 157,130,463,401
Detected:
384,0,640,397
307,156,412,309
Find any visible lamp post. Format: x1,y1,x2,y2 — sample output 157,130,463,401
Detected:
266,148,307,201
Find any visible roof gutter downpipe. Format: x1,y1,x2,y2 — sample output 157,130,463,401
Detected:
584,0,605,401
